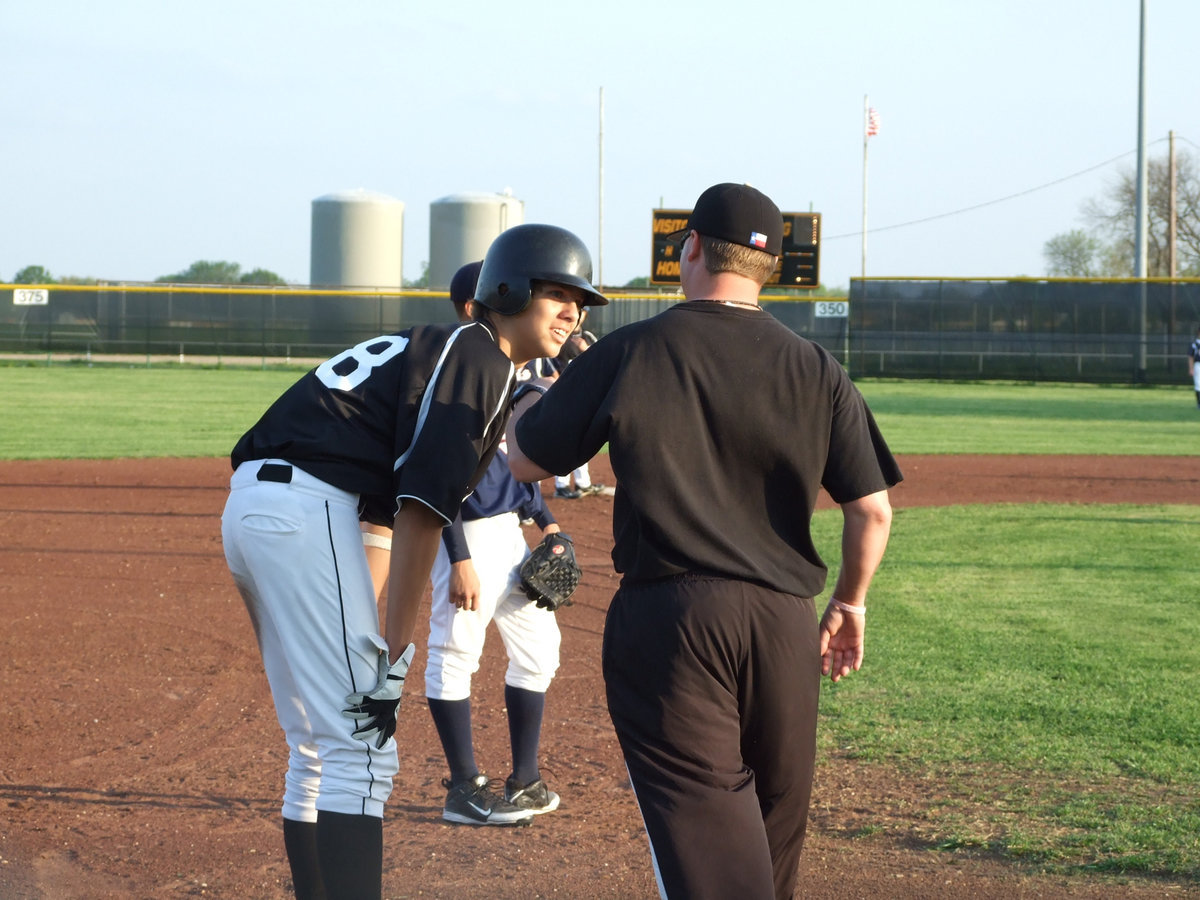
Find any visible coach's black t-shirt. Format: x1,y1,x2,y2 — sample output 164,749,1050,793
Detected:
231,321,516,526
516,300,902,598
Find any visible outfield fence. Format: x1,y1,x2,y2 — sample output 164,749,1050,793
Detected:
848,277,1200,384
4,277,1199,384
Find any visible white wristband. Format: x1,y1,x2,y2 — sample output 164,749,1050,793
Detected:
827,598,865,616
362,531,393,552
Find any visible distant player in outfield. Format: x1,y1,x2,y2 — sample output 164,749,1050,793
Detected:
1189,324,1200,409
221,224,603,899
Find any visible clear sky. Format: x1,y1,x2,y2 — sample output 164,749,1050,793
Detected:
2,0,1197,290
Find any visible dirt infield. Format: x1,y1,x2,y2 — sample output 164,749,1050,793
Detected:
1,454,1197,899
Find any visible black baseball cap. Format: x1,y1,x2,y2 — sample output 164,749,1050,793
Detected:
449,260,483,307
667,182,783,256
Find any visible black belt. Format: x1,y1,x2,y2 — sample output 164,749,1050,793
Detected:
257,463,293,484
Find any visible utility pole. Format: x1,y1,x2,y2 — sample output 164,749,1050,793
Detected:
1168,130,1177,278
1134,0,1149,380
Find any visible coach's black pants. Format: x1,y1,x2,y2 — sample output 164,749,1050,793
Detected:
602,575,820,900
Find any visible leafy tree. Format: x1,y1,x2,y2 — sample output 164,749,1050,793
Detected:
623,276,651,288
156,260,244,284
403,261,430,289
1046,148,1200,277
1043,229,1103,276
238,268,287,286
1086,149,1200,276
14,265,53,284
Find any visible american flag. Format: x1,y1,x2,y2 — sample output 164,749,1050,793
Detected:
866,107,880,137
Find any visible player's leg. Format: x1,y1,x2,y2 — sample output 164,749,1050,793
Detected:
738,591,821,900
1193,364,1200,407
224,472,327,898
553,473,580,499
426,542,488,784
426,516,531,825
493,532,562,812
223,461,398,895
601,577,777,900
572,463,591,491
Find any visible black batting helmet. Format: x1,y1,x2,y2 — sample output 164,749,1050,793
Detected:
474,224,608,316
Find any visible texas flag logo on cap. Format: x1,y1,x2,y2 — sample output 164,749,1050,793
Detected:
749,231,769,249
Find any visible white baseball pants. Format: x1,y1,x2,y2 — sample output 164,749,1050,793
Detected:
425,512,561,700
221,459,399,822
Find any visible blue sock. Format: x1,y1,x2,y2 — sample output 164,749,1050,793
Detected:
427,697,477,785
505,685,546,785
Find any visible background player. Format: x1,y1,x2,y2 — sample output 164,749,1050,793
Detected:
221,224,604,899
363,260,593,826
1188,324,1200,409
505,183,901,900
521,319,606,499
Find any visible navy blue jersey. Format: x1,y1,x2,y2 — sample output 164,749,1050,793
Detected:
232,322,516,526
441,443,555,563
1190,338,1200,361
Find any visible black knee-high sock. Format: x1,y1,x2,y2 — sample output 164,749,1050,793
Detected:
427,697,478,784
315,811,382,900
505,684,546,785
282,818,327,900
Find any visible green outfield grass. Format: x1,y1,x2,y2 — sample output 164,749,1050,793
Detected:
859,379,1198,455
0,365,1196,459
812,504,1200,879
2,364,1197,880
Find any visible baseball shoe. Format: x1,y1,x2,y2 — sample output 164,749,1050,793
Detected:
554,486,582,500
505,776,561,815
442,775,534,826
579,483,607,496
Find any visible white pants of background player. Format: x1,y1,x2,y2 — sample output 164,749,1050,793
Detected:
222,458,398,822
425,512,561,700
554,463,592,493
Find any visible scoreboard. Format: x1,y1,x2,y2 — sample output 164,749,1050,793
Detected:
650,209,821,288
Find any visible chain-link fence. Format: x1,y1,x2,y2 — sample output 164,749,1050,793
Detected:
0,283,849,367
5,279,1197,384
848,278,1200,384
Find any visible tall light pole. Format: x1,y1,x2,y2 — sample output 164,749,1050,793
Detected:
1134,0,1149,379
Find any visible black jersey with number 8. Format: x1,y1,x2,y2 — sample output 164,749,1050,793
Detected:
232,321,516,527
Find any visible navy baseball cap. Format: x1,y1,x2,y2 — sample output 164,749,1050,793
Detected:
667,183,783,255
449,260,483,307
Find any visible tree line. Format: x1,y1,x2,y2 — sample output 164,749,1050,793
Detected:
9,260,287,286
1043,148,1200,277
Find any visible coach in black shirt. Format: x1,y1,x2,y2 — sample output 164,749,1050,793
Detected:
506,183,901,900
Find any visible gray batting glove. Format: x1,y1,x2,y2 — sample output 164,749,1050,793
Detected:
342,642,415,749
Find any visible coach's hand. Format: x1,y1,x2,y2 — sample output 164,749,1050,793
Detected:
343,641,415,749
819,599,865,683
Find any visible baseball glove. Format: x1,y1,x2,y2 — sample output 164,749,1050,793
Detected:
519,533,581,611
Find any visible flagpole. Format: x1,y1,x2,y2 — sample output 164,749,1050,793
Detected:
598,86,605,290
861,94,869,279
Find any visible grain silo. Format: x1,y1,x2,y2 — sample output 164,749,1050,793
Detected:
308,190,406,345
427,191,524,289
310,189,405,288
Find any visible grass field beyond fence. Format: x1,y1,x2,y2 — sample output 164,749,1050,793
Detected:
2,365,1197,881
